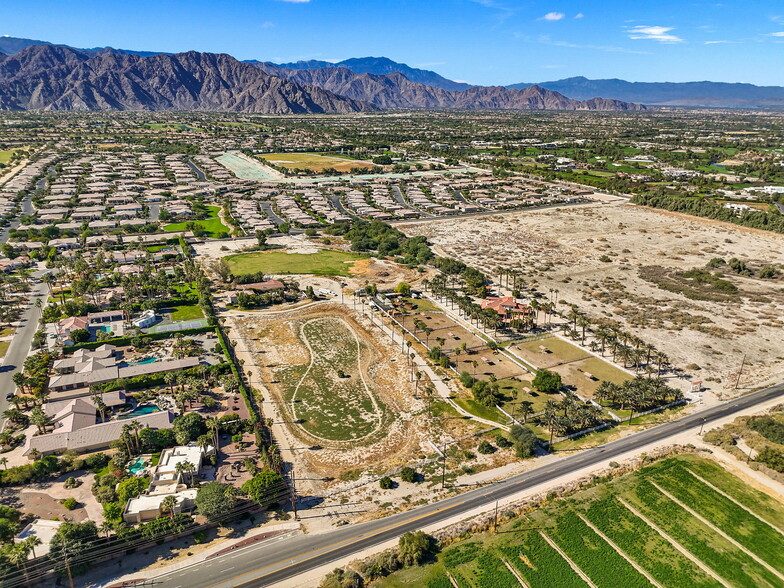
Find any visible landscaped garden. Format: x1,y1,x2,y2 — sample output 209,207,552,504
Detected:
164,205,229,238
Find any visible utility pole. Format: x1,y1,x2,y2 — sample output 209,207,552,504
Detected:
735,354,746,391
493,500,499,533
699,418,706,435
441,441,447,489
290,467,298,520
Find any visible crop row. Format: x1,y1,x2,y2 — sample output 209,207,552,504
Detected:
683,459,784,532
498,531,588,588
631,479,782,587
649,465,784,571
584,496,722,588
472,550,521,588
547,510,651,588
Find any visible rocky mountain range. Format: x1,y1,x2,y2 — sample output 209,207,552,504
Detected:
508,76,784,109
0,43,644,114
0,45,370,113
264,56,472,92
260,64,644,111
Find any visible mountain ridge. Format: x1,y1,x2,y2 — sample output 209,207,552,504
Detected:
267,65,645,111
0,45,372,113
267,56,472,92
508,76,784,108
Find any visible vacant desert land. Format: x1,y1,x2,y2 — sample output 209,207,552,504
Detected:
400,202,784,398
230,303,427,479
258,152,375,172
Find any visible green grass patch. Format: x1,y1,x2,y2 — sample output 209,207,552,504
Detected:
0,149,20,165
226,249,364,277
164,206,229,238
517,336,589,364
166,304,204,321
400,297,440,312
0,340,9,358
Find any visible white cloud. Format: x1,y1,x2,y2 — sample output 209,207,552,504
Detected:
541,12,565,21
769,32,784,37
627,25,684,43
274,0,310,3
260,22,275,29
575,13,584,19
704,40,734,44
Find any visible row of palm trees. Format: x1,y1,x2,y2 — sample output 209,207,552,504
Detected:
595,377,684,418
539,393,605,446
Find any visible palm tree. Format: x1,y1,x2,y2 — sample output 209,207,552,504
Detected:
518,400,534,424
0,457,7,470
206,416,220,452
30,406,50,435
98,521,114,538
160,495,178,517
24,535,41,559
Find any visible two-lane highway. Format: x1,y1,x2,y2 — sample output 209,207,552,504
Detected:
147,381,784,588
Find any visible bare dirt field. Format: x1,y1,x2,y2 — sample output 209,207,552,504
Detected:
228,303,430,481
400,202,784,399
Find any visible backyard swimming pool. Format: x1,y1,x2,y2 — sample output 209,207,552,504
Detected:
128,357,157,366
119,404,160,419
127,457,146,475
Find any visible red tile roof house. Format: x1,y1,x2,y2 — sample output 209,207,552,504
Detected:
481,296,532,321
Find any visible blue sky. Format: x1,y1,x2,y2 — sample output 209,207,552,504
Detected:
4,0,784,85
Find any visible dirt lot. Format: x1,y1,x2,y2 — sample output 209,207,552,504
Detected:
400,202,784,399
227,303,430,483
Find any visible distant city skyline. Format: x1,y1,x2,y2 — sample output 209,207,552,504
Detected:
4,0,784,86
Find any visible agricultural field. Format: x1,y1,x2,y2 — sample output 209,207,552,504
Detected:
379,454,784,588
258,152,375,172
163,205,229,238
225,248,364,276
401,202,784,399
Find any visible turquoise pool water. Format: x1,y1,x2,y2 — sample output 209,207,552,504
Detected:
120,405,160,419
127,457,146,475
97,325,112,333
129,357,157,365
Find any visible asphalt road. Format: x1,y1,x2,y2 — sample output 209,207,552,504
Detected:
148,380,784,588
0,273,48,420
0,195,33,245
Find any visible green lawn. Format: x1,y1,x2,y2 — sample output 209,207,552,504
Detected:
0,149,20,165
0,340,10,358
226,249,364,277
164,206,229,238
377,455,784,588
400,297,440,312
0,327,14,338
167,304,204,321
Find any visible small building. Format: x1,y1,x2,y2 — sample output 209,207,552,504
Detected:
132,309,158,329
